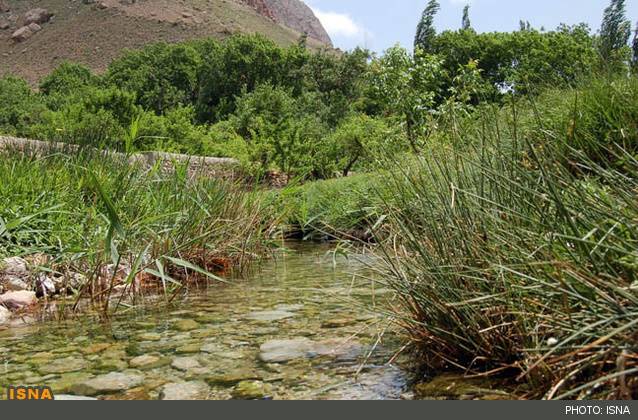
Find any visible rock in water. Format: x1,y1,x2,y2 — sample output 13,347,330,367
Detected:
173,319,199,331
38,357,88,375
258,338,313,363
245,310,295,322
258,338,363,363
160,381,209,400
71,372,144,396
0,291,37,310
232,381,271,400
171,357,201,372
0,305,10,325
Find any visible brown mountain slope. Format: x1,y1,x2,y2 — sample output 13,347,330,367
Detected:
0,0,331,84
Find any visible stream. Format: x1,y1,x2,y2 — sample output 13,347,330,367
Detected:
0,242,409,400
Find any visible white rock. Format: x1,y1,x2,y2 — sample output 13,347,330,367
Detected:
0,305,10,324
160,381,209,400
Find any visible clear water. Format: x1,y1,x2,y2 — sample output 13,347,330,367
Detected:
0,242,408,400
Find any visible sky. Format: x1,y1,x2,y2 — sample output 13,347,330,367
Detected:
305,0,638,53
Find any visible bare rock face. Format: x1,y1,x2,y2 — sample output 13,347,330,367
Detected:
263,0,331,46
24,8,51,25
240,0,332,46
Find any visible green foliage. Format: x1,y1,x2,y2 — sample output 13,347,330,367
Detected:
39,62,99,97
599,0,632,67
326,114,393,176
196,34,289,122
0,76,46,136
107,42,202,114
367,45,444,152
632,21,638,70
430,24,597,95
414,0,440,52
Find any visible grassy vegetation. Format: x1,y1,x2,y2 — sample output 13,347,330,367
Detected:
0,147,276,309
372,77,638,399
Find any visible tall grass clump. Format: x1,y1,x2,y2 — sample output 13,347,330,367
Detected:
378,77,638,399
0,147,275,310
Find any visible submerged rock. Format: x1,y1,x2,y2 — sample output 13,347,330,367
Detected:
258,338,363,363
160,381,209,400
414,374,513,400
232,381,272,400
205,369,261,386
171,356,201,372
245,310,295,322
38,356,88,375
129,354,169,369
173,319,199,331
258,338,313,363
71,372,144,396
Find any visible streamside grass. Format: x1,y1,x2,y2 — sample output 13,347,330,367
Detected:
0,146,276,313
376,77,638,399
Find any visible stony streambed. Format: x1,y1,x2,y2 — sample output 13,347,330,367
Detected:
0,242,408,400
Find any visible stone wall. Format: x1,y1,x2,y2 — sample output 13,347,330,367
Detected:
0,136,240,180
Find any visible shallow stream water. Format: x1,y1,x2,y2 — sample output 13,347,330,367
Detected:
0,242,409,400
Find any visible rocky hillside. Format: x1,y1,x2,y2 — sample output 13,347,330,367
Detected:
0,0,331,84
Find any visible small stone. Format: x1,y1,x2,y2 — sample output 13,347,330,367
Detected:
137,332,162,341
81,343,112,355
175,343,201,354
232,381,271,400
205,370,261,386
129,354,169,369
173,319,199,331
245,310,295,322
160,381,209,400
171,356,201,372
11,25,33,42
71,372,144,396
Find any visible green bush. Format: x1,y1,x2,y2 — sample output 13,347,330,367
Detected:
0,76,46,136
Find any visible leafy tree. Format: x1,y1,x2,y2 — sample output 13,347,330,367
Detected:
367,45,444,153
462,5,472,31
327,114,389,176
0,76,46,136
599,0,631,65
414,0,440,52
106,43,202,114
40,62,99,97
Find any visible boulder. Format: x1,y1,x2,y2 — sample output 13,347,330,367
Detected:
0,291,37,310
0,19,9,30
24,8,51,25
11,26,33,42
159,381,209,400
0,1,9,13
